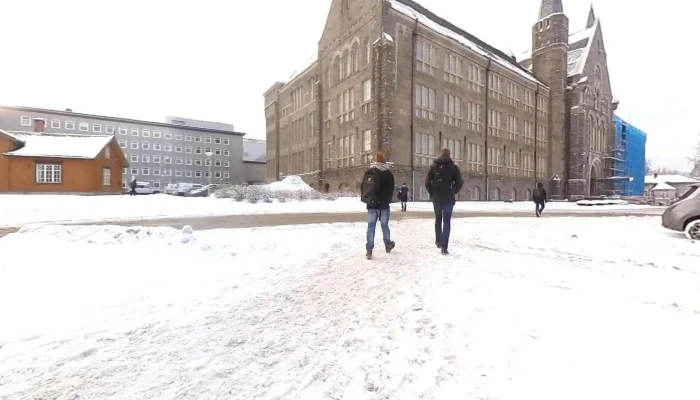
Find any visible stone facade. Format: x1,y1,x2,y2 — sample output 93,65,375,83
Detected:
264,0,616,200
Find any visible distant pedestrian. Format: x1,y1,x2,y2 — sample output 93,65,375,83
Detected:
426,148,464,255
129,178,137,196
533,182,547,217
398,183,409,212
360,151,396,260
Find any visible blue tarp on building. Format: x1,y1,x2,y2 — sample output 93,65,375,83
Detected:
612,115,647,196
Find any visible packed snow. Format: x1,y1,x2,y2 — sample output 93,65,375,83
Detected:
2,131,113,159
265,175,314,192
0,193,663,228
1,216,699,399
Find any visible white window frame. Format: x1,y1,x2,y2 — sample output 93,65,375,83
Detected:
415,84,436,120
130,167,139,175
153,143,161,151
142,142,150,150
118,126,127,135
142,167,150,176
153,168,161,176
142,129,151,138
106,125,115,134
153,156,161,163
130,142,139,150
205,136,212,143
224,138,230,145
102,168,111,186
164,156,172,164
131,129,139,137
416,39,438,75
20,116,32,126
185,170,193,177
142,154,150,163
223,149,230,156
175,170,183,177
224,171,230,178
50,119,61,129
175,133,182,141
118,140,127,148
164,144,172,152
443,94,462,127
65,121,75,130
185,158,193,166
130,154,139,162
185,135,192,142
154,131,162,139
194,136,202,143
164,131,173,139
175,145,183,153
93,124,102,133
79,122,89,132
36,164,61,184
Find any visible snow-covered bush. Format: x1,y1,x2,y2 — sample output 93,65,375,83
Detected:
211,176,360,204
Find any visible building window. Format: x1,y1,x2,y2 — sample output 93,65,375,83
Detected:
175,145,183,153
36,164,61,184
79,122,89,132
336,134,355,167
153,156,161,163
164,156,172,164
185,170,192,177
488,74,505,102
204,147,212,154
153,143,161,151
523,121,534,145
185,158,192,166
223,149,230,156
102,168,111,186
536,125,548,148
443,94,462,127
118,126,127,135
141,129,150,138
467,143,483,172
537,156,547,178
415,84,436,120
488,110,503,137
205,136,212,143
153,181,161,189
105,145,111,159
165,131,173,139
537,96,548,119
142,155,150,163
164,144,172,152
153,168,161,176
215,138,221,144
131,129,139,137
154,131,162,139
507,151,519,176
492,187,501,201
106,125,115,134
20,116,31,126
224,171,230,178
163,168,172,176
214,148,221,156
205,159,211,167
441,138,462,166
507,116,519,140
175,158,183,165
214,171,222,179
195,159,202,166
522,154,534,178
184,146,192,154
224,138,230,145
93,124,102,133
194,136,202,142
416,39,437,75
362,129,372,154
507,82,520,107
185,135,192,142
130,168,138,175
131,154,138,162
467,64,484,93
175,170,183,177
362,79,372,114
487,147,503,175
224,160,230,167
175,133,182,141
65,121,75,130
195,170,202,178
524,90,535,114
131,142,139,150
444,53,463,84
466,102,483,132
51,119,61,129
336,88,355,124
414,132,436,166
118,140,127,148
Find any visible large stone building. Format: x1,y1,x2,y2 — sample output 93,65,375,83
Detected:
264,0,616,200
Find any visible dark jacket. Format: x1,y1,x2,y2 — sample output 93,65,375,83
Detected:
533,187,547,202
366,165,395,210
129,180,137,190
398,186,409,201
425,156,464,203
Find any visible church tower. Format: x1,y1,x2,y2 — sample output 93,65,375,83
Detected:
531,0,569,198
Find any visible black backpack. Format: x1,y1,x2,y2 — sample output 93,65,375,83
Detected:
431,164,452,193
360,169,381,206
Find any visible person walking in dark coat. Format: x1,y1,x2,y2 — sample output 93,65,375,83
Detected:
533,182,547,217
398,183,409,212
425,148,464,255
129,178,137,196
360,151,396,259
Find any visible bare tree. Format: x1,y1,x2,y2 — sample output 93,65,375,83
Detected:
690,134,700,177
645,158,652,174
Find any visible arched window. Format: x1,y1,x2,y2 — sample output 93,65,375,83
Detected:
473,186,481,201
510,188,517,201
492,187,500,201
525,189,532,201
351,43,359,73
600,122,606,152
332,56,340,84
365,39,371,65
326,66,331,88
343,49,350,78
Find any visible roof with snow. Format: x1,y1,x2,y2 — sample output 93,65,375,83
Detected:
1,130,114,159
651,182,677,191
387,0,541,85
645,175,700,185
517,25,597,78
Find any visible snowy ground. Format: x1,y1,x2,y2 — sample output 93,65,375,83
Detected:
1,217,699,399
0,194,663,228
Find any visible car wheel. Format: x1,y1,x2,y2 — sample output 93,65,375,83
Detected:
685,220,700,241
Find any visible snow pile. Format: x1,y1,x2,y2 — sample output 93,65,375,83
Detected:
2,217,700,398
576,199,630,206
266,175,314,192
17,224,198,246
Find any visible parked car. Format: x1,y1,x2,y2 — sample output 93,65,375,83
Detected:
165,183,203,196
661,183,700,240
185,184,219,197
123,182,155,195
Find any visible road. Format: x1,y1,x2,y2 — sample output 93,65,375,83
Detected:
0,207,663,238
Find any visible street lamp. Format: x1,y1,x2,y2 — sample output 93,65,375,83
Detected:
205,151,213,185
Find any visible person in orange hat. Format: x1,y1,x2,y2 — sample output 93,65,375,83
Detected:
360,151,396,259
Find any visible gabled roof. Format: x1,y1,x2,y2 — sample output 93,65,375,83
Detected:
646,175,700,185
386,0,543,86
517,25,597,78
1,130,115,159
651,182,677,191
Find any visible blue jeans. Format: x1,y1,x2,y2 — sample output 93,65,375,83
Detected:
366,208,391,251
433,201,454,249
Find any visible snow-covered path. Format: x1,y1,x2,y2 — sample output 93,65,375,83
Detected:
2,217,700,399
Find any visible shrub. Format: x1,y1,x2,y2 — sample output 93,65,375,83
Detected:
245,186,262,203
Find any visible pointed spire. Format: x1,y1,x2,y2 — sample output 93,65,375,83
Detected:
586,4,597,28
538,0,564,19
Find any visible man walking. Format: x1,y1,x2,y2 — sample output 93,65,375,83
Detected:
398,183,409,212
533,182,547,217
426,148,463,255
129,177,137,196
360,151,396,259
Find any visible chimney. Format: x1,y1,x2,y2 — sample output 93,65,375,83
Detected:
653,172,658,179
32,118,46,133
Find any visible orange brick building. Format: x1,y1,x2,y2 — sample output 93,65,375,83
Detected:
0,119,128,194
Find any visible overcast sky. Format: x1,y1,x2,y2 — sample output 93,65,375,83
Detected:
1,0,695,171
